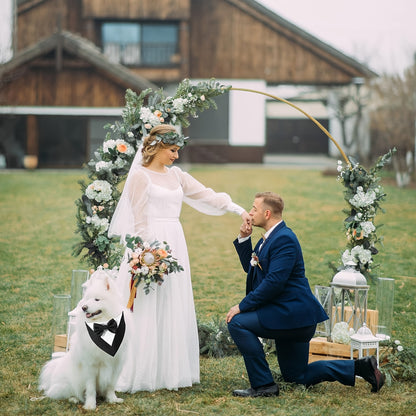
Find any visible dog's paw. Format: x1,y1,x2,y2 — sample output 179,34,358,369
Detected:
106,392,124,404
83,399,96,410
108,397,124,404
68,396,79,404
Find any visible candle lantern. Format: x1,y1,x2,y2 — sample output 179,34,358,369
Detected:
330,262,369,338
51,294,71,358
375,277,394,340
350,323,382,366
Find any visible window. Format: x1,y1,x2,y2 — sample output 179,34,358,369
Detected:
102,22,178,67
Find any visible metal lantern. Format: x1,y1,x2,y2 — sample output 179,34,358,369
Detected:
330,262,369,337
350,323,382,365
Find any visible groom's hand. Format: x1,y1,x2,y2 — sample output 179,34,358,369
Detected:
239,220,252,238
240,211,252,235
226,304,241,323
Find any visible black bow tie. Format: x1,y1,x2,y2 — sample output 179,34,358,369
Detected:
93,319,118,336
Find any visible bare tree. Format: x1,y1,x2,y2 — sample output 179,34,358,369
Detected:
370,65,416,187
325,78,371,164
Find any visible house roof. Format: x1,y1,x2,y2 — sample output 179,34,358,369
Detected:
234,0,378,78
0,30,159,91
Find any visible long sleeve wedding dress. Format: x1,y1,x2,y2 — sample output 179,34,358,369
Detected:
113,166,244,392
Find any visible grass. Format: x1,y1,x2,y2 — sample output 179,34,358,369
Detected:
1,165,415,415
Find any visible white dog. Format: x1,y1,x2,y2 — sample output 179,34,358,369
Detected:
39,268,127,410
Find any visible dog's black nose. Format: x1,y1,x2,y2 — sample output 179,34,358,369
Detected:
82,305,88,312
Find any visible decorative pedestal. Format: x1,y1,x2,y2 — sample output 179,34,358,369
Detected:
350,338,380,366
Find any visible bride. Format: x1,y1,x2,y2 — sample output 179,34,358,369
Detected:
108,124,250,392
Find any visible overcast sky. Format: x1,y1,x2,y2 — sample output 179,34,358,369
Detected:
1,0,415,74
257,0,416,74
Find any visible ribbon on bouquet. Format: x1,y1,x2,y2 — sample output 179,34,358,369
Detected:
127,277,137,311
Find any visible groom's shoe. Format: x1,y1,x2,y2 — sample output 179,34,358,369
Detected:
232,383,279,397
355,356,385,392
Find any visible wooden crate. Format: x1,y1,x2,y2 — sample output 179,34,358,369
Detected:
54,334,67,352
309,337,358,362
332,307,379,335
308,309,378,362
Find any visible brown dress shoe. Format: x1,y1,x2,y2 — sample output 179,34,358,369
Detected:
356,356,385,392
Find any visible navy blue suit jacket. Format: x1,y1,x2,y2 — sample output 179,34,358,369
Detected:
234,221,328,330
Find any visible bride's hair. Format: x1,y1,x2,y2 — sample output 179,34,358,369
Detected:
141,125,178,166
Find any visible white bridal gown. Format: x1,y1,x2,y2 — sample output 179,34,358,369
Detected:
114,165,244,392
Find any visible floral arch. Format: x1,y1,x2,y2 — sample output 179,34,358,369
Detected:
73,78,394,281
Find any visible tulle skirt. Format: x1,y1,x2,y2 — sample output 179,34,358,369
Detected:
115,219,200,392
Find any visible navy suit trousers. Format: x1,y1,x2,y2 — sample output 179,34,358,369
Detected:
228,311,355,389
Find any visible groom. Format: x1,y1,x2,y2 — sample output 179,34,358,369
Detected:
226,192,385,397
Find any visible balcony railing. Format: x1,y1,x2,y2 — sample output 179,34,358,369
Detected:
103,42,177,66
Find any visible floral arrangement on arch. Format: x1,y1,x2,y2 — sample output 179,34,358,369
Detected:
73,79,231,268
335,149,396,280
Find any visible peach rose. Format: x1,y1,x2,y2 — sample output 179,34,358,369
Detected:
117,143,127,153
352,229,364,240
156,249,168,259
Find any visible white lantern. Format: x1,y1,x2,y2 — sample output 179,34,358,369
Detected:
330,262,369,335
350,323,382,366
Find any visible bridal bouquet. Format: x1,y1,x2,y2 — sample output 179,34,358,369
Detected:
125,235,183,309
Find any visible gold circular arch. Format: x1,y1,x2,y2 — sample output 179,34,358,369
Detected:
230,87,350,166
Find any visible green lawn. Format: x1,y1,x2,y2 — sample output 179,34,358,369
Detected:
1,166,415,415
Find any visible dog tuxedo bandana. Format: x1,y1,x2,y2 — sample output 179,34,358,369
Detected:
85,312,125,356
93,319,118,336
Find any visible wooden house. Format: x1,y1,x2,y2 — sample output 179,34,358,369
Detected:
0,0,376,168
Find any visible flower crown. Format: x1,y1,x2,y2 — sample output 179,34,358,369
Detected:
150,131,188,147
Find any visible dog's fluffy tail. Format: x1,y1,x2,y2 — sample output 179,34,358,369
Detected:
38,355,79,401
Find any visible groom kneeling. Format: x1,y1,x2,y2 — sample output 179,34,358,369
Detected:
226,192,385,397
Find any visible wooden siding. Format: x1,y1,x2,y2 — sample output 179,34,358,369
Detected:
17,0,84,50
82,0,191,19
190,0,362,84
1,63,128,107
18,0,59,50
15,0,373,87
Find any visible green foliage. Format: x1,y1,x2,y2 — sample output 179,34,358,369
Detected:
335,149,396,280
380,339,416,384
73,79,231,268
198,316,239,358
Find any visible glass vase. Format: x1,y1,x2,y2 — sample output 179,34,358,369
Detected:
51,294,71,358
375,277,395,340
70,269,89,310
314,285,332,338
